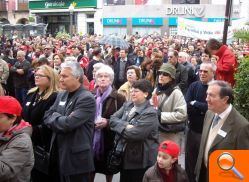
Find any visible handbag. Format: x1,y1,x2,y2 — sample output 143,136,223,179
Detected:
106,135,125,174
33,126,51,175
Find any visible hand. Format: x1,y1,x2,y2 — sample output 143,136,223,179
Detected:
95,118,108,129
190,100,196,106
16,69,24,75
126,124,134,129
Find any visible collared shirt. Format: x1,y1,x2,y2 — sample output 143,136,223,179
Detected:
204,104,232,166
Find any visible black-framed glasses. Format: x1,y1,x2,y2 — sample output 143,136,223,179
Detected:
158,72,170,77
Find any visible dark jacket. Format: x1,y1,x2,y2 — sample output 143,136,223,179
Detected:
22,90,57,150
143,163,189,182
43,87,96,176
113,57,134,88
10,59,31,88
175,62,188,95
109,100,159,170
185,81,208,133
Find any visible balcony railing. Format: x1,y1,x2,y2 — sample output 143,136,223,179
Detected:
0,2,7,12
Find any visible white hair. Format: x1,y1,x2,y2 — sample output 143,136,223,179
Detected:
95,65,114,84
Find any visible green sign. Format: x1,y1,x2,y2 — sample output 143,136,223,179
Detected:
29,0,97,10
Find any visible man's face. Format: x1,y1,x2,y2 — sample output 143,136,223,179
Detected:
199,64,213,84
120,50,127,58
201,53,210,62
206,84,229,114
17,53,25,62
168,52,177,66
178,54,186,64
59,68,79,91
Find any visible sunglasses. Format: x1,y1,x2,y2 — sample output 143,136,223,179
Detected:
158,72,170,77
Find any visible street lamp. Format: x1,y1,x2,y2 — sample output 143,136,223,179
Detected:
68,3,74,37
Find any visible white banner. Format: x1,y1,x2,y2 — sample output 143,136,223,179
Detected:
177,17,247,40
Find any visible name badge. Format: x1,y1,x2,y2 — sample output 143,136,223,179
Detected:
218,129,227,138
26,102,31,106
59,101,66,106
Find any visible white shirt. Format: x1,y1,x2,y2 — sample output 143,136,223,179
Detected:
204,104,232,166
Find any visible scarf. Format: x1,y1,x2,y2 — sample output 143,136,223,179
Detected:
156,82,176,96
93,85,113,159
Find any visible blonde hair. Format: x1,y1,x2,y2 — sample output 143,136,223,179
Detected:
0,84,4,96
28,65,59,100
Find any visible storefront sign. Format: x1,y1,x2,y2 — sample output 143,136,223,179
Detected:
132,18,163,26
103,18,127,26
177,17,246,40
29,0,96,9
166,6,205,17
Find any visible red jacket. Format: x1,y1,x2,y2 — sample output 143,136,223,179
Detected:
215,45,237,87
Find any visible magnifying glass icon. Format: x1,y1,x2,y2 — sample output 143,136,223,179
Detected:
217,152,244,180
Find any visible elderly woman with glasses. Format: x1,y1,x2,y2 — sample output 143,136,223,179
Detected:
22,65,59,181
110,79,159,182
152,63,187,147
91,65,126,182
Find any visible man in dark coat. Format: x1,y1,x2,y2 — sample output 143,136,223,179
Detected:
44,61,96,182
113,49,134,89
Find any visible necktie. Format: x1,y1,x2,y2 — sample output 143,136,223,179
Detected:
212,115,220,128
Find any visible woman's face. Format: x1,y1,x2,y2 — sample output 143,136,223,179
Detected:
157,151,175,169
34,69,50,89
127,69,138,83
53,55,62,66
96,73,112,90
130,88,147,105
158,72,173,85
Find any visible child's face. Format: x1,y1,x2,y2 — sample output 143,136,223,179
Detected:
157,151,176,169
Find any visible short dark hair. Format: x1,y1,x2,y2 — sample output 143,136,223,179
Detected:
208,80,234,104
206,39,222,51
132,79,153,100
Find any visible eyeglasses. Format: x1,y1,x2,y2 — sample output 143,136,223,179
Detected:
34,74,48,78
158,72,170,77
198,70,209,74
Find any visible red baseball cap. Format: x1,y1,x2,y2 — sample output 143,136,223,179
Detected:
158,140,180,158
0,96,22,116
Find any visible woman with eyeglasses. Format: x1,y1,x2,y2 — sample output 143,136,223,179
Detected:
152,63,187,147
110,79,159,182
22,65,60,182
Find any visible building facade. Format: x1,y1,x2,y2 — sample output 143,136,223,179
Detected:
29,0,101,35
0,0,29,24
102,3,241,36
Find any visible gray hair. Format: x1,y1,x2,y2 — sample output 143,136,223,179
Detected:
95,65,114,84
61,61,84,83
17,50,25,57
200,62,217,72
65,56,77,62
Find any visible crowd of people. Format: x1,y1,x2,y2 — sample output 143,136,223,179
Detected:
0,33,249,182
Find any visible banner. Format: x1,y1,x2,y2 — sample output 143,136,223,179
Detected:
177,17,246,40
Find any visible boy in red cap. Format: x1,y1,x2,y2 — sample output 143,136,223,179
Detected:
0,96,34,182
143,140,188,182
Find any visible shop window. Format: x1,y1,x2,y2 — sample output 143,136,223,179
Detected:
86,14,94,18
169,26,177,36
